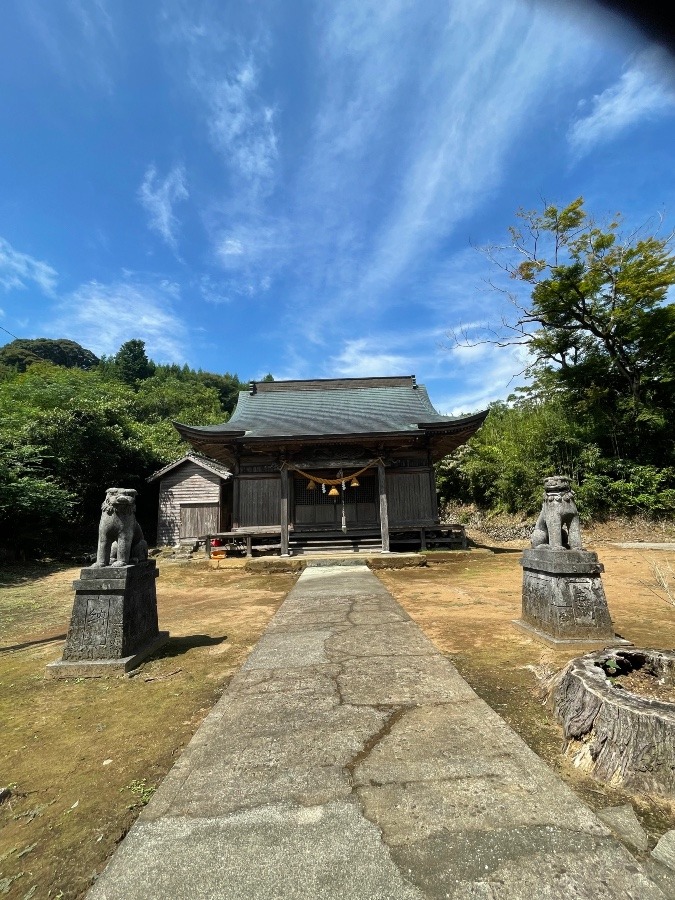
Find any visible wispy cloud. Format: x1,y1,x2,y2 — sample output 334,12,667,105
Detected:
161,11,277,195
22,0,117,90
434,342,530,415
349,2,594,302
568,46,675,157
206,62,278,187
321,320,532,415
138,164,189,251
0,236,58,295
48,278,190,362
262,0,599,344
327,338,418,379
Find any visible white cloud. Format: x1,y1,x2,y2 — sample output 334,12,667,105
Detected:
161,13,278,193
158,8,282,300
0,237,58,295
353,3,593,301
207,64,278,186
321,325,532,415
327,338,417,378
568,47,675,157
48,279,190,362
434,343,531,415
198,275,230,306
138,164,189,250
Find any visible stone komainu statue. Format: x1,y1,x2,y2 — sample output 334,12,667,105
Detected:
91,487,149,568
531,476,583,550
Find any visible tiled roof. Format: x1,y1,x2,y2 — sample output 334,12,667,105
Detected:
175,378,481,440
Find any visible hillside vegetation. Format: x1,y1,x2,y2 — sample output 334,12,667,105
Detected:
438,199,675,522
0,338,252,555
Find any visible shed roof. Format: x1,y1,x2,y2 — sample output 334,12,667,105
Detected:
174,376,487,460
146,452,231,483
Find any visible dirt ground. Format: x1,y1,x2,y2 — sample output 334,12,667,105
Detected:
1,532,675,897
378,528,675,847
0,560,295,899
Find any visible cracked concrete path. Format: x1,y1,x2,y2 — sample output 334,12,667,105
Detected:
88,564,667,899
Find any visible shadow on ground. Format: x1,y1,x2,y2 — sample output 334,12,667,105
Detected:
155,635,229,659
0,633,67,654
0,561,74,587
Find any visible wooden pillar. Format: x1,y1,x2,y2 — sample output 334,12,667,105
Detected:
377,462,390,553
232,454,240,530
428,461,440,523
280,464,290,556
427,450,441,525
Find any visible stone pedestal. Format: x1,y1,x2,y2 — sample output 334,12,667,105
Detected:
46,560,169,677
515,548,619,644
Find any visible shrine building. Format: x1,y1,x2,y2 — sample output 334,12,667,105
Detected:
162,375,487,555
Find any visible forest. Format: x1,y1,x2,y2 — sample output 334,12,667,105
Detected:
0,337,257,554
1,199,673,556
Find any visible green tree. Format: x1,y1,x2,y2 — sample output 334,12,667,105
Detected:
107,339,156,385
134,371,227,459
0,364,159,551
437,399,590,515
437,397,675,519
450,199,675,481
515,200,672,386
194,370,246,415
0,338,99,371
482,199,675,455
0,442,76,550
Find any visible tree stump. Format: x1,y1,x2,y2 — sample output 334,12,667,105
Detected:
550,649,675,797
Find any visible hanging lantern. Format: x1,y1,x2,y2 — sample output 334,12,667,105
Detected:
350,477,360,488
328,486,339,497
307,479,316,491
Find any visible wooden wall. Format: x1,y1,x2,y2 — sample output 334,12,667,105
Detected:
157,463,224,545
238,476,281,526
386,468,437,525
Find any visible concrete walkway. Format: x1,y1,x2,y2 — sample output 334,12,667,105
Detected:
89,564,668,899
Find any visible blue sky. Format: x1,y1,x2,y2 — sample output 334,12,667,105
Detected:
1,1,674,415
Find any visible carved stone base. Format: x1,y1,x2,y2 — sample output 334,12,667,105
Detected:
518,548,616,642
46,560,168,677
46,632,169,678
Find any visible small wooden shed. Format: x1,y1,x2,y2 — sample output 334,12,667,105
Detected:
147,453,232,545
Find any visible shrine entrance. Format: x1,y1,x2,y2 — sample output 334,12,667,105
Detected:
292,472,378,530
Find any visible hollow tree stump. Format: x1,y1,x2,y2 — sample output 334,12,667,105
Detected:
550,649,675,797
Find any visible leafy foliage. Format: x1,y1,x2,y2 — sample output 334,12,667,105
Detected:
0,345,255,555
439,398,675,520
100,338,156,385
0,338,99,372
443,199,675,520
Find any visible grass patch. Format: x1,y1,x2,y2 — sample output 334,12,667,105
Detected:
0,560,296,899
